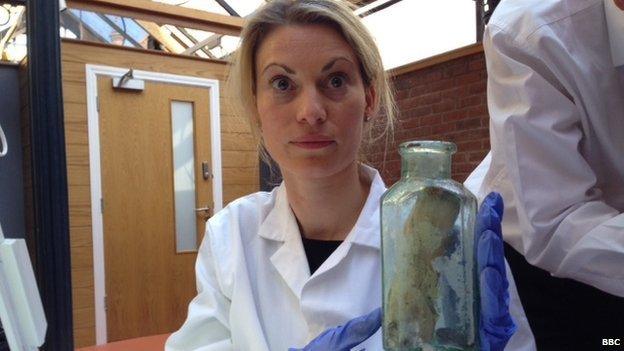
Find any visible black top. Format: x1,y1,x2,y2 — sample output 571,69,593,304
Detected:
301,237,343,274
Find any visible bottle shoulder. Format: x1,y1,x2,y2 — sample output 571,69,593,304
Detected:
382,178,477,205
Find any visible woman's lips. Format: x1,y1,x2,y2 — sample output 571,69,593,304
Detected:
290,140,335,149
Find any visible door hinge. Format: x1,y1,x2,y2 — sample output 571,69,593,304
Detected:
96,95,100,112
104,295,108,311
100,198,104,214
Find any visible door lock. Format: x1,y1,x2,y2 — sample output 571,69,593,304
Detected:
202,161,213,180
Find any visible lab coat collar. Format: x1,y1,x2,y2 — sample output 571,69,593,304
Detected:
260,185,310,297
308,165,385,280
605,0,624,67
257,164,386,297
257,164,385,247
257,182,296,242
342,165,386,249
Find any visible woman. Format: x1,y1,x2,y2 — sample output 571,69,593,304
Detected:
166,1,527,350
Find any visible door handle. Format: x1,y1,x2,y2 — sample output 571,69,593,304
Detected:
195,206,212,220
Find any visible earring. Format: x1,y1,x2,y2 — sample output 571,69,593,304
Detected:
364,114,371,122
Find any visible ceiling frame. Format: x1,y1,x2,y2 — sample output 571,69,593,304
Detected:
66,0,244,36
134,19,185,53
96,13,143,47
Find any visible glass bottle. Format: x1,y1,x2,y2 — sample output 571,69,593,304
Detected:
381,141,479,351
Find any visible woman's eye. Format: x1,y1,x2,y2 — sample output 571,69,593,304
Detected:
328,75,346,89
271,77,291,91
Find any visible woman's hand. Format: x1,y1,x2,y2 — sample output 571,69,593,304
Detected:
292,192,516,351
477,192,516,351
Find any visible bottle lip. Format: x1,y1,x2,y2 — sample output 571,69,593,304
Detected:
399,140,457,154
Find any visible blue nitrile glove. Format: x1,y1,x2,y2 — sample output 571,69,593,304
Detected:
291,192,516,351
477,192,517,351
288,308,381,351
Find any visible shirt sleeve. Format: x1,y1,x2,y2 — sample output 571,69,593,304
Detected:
165,224,233,351
483,23,624,297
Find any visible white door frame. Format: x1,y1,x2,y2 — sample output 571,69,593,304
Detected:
85,64,223,345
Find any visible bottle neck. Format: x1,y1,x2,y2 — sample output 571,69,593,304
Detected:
401,151,452,179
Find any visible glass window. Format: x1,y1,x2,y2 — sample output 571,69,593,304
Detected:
61,10,149,49
171,101,198,253
362,0,477,69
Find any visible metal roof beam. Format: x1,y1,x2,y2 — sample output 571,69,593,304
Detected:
214,0,240,17
357,0,403,17
176,26,215,58
182,33,222,55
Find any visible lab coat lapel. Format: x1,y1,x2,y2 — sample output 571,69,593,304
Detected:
258,184,310,298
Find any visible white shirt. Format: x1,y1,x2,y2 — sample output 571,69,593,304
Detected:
166,166,535,350
466,0,624,297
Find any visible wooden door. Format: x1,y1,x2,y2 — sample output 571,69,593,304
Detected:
98,77,213,342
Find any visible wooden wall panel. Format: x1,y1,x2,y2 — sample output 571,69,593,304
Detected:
74,326,96,348
73,286,94,310
221,133,258,151
221,150,258,168
61,40,258,347
67,165,91,186
73,306,95,330
71,226,94,248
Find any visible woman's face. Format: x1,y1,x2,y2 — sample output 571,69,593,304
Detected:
255,24,375,179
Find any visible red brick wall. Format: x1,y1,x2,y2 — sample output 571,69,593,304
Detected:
367,48,490,185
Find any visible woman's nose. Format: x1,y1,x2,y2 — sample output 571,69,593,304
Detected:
295,88,327,125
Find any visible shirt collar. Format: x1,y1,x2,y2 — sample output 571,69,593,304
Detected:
605,0,624,67
257,164,386,249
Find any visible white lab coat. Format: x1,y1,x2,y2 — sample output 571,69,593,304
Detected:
166,165,535,350
466,0,624,297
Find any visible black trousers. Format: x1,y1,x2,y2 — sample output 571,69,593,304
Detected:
505,243,624,350
0,323,8,351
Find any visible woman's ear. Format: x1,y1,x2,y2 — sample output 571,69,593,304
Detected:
364,84,378,121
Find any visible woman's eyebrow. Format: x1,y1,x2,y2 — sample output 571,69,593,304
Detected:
261,63,295,75
322,57,355,72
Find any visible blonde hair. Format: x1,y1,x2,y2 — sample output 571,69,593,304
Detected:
226,0,397,165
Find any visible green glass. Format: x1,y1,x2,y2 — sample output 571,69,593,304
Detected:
381,141,479,351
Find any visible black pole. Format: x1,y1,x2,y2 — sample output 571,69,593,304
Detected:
477,0,502,41
476,0,484,42
27,1,73,350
